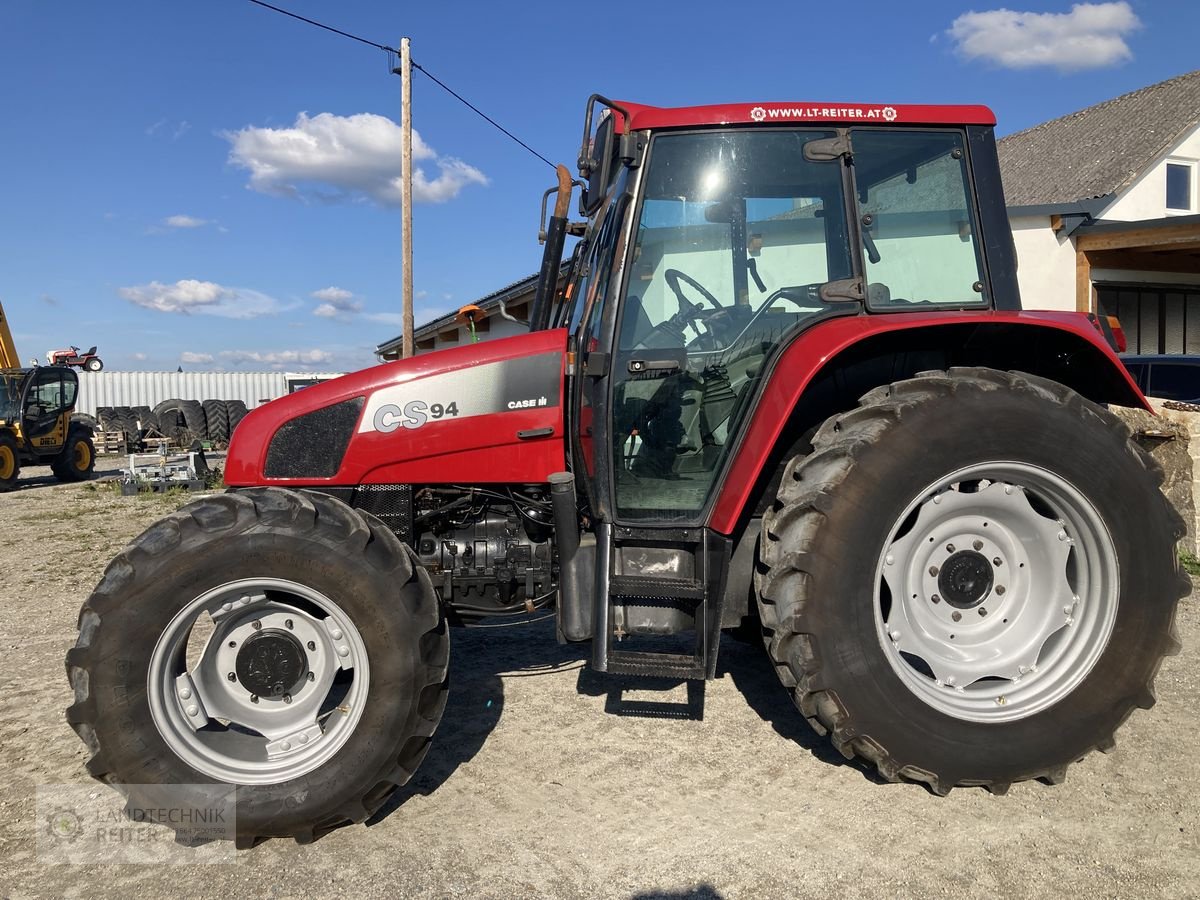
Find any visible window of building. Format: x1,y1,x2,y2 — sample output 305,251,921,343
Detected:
1166,161,1194,212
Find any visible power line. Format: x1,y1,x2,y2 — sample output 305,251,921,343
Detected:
410,63,556,170
245,0,395,52
242,0,556,170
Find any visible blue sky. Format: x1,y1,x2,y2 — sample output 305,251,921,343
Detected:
1,1,1196,373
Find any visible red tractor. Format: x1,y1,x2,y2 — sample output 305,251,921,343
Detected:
66,95,1185,845
46,345,103,371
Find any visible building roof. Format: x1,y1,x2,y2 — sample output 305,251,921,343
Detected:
998,69,1200,209
375,272,539,358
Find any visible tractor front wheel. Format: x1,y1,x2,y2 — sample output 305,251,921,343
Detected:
756,368,1187,793
65,488,449,844
0,431,19,492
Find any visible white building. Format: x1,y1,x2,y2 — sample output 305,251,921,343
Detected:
1000,69,1200,352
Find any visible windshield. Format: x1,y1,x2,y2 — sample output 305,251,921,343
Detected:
0,371,27,422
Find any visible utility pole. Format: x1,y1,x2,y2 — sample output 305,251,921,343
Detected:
398,37,414,357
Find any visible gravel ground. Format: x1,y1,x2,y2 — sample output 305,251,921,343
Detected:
1,473,1198,899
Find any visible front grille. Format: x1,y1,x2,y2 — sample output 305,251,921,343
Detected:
351,483,414,544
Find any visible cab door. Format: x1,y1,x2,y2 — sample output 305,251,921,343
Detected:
22,368,74,452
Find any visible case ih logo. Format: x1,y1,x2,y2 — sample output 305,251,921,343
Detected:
748,104,901,122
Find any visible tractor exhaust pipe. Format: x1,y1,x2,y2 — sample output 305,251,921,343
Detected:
529,165,574,332
548,471,591,642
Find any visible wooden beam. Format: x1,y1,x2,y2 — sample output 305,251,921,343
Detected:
1076,220,1200,252
1050,214,1064,234
1076,249,1093,312
1088,248,1200,275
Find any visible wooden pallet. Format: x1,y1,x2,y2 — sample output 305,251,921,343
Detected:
94,431,126,454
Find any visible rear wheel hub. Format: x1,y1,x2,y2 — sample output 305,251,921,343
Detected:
938,550,994,609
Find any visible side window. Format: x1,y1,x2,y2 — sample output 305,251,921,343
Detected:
575,176,630,346
852,130,985,308
30,371,65,411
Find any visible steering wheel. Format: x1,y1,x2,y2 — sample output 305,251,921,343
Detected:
664,269,722,314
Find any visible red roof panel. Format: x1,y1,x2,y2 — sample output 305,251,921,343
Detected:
614,100,996,131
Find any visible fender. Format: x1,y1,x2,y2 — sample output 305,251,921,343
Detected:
225,329,568,487
707,309,1148,535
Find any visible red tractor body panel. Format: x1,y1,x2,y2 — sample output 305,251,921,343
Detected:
708,309,1148,534
614,101,996,132
225,329,568,488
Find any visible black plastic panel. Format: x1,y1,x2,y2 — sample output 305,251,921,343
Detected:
264,397,364,479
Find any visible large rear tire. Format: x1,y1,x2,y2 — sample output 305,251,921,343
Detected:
756,368,1187,794
65,488,450,844
203,399,230,444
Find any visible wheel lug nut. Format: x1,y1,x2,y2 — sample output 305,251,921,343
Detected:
951,611,962,622
228,640,236,648
307,641,316,651
929,566,939,577
978,607,988,617
946,543,955,553
993,557,1002,567
973,540,983,551
252,620,262,630
307,671,316,681
227,672,236,681
285,619,294,630
931,594,941,604
996,586,1006,595
283,694,292,704
250,695,259,704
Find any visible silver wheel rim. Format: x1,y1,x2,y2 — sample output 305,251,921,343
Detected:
874,462,1118,723
147,578,370,784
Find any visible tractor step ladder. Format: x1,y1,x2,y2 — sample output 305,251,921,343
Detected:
593,524,727,681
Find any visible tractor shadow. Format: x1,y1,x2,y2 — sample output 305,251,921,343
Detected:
368,618,585,823
716,633,886,784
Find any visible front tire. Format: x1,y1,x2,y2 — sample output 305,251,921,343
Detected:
0,431,20,492
65,488,449,844
756,368,1187,793
52,428,95,482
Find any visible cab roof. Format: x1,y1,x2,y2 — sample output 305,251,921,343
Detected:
615,100,996,131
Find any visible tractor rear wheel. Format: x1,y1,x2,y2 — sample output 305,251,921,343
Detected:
65,488,449,844
756,368,1187,794
0,431,20,492
52,427,95,482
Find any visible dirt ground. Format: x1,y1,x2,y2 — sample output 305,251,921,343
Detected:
1,470,1198,899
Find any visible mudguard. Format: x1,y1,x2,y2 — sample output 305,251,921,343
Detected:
707,309,1148,534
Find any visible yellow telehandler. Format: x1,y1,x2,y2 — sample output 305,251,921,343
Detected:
0,301,95,491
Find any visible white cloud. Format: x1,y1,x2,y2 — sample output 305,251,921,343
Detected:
946,3,1140,71
180,351,214,364
220,349,335,369
311,285,363,319
163,214,210,229
131,352,148,361
118,279,289,319
225,112,488,206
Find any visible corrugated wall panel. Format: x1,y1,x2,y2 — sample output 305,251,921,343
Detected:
75,372,344,417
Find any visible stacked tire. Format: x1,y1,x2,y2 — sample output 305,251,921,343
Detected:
93,399,252,450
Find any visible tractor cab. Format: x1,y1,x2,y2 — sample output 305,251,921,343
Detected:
531,96,1026,677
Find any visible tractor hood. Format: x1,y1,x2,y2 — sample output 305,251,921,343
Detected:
224,329,568,488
